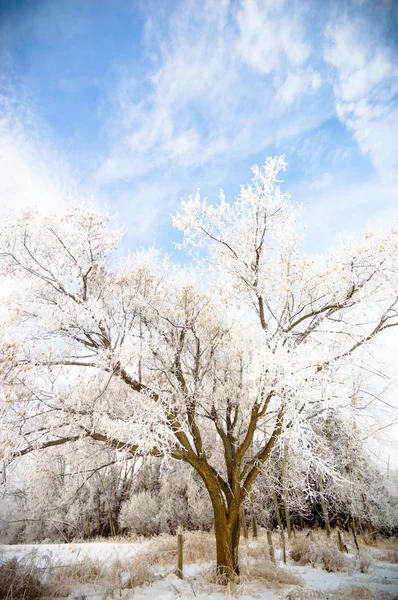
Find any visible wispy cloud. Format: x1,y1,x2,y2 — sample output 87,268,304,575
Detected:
0,93,71,213
1,0,396,253
93,0,337,242
324,14,398,181
236,0,310,74
97,0,329,186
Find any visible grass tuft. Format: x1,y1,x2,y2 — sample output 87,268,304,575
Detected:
0,557,58,600
289,536,346,572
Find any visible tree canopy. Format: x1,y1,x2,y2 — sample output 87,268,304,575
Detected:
1,157,397,579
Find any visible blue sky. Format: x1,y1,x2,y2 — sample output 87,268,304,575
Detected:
1,0,397,256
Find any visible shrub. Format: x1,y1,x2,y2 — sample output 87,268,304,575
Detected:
357,550,374,573
289,537,312,565
118,491,160,536
289,537,346,572
319,543,346,573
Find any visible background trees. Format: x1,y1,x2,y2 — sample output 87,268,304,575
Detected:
0,157,397,580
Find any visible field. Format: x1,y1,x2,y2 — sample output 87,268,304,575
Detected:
1,529,398,599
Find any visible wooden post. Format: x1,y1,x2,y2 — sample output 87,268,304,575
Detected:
177,533,183,579
266,530,275,562
309,530,314,542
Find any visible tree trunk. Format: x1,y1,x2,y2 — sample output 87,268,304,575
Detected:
272,485,283,531
251,515,258,539
267,530,275,562
201,468,241,582
351,516,360,553
319,474,331,537
281,442,291,538
240,505,248,539
213,510,240,581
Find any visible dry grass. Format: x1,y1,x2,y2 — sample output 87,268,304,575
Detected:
241,559,303,587
183,531,216,563
109,554,155,588
146,533,178,565
142,530,215,566
49,553,155,597
0,557,58,600
328,585,397,600
289,535,347,572
51,557,102,585
196,561,303,600
376,537,398,551
245,541,270,560
289,536,313,565
377,549,398,564
2,530,395,597
285,588,397,600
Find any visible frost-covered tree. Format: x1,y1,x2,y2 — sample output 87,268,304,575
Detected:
119,458,212,536
0,441,137,543
1,157,398,580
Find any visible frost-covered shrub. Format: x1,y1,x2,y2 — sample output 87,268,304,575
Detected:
319,543,346,572
290,537,346,572
119,491,160,536
357,551,374,573
289,537,312,565
122,459,213,536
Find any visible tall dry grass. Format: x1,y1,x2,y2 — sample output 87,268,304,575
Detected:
0,557,59,600
285,588,396,600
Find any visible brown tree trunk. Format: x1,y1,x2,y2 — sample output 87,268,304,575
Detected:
251,515,258,539
200,465,241,581
240,505,248,539
319,474,331,537
213,508,240,580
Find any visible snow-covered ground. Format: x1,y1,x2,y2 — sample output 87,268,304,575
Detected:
1,535,398,599
1,540,142,567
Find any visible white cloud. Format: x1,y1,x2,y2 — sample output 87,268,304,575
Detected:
93,0,337,242
96,0,329,192
0,95,71,213
236,0,310,74
324,18,398,181
278,69,322,106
